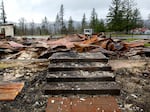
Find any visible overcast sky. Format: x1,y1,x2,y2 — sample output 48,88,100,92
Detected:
4,0,150,23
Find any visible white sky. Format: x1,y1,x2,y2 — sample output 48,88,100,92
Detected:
3,0,150,23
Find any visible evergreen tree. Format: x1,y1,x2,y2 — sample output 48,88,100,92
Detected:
54,13,60,34
59,4,66,34
122,0,135,33
122,0,143,33
107,0,124,31
90,8,104,33
107,0,142,32
90,8,97,31
97,19,106,32
68,16,74,33
131,8,143,29
95,14,100,33
81,13,87,32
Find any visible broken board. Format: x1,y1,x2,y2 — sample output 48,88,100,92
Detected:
0,82,24,101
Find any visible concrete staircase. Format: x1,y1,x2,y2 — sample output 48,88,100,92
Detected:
44,52,120,95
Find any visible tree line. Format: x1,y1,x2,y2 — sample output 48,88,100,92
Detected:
1,0,148,35
14,4,107,35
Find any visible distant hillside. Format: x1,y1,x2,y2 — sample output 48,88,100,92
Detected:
9,20,82,29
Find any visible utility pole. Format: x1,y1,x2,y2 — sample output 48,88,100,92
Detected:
0,0,7,24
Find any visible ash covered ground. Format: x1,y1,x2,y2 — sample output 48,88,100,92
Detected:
0,57,149,112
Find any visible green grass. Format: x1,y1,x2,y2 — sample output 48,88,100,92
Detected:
144,43,150,47
112,34,133,37
124,38,139,42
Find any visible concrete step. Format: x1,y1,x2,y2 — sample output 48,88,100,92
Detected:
50,52,108,63
48,66,112,72
49,62,108,67
47,71,115,82
50,58,108,63
44,82,120,95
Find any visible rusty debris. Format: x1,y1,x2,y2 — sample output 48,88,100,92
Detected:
0,33,149,60
46,96,121,112
123,41,144,48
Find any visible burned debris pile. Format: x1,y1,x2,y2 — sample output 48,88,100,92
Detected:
0,33,149,60
0,34,149,112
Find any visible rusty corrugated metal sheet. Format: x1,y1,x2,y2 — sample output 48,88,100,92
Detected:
46,96,121,112
47,34,82,49
124,41,144,48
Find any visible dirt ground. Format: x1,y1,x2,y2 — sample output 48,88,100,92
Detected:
0,58,149,112
115,60,150,112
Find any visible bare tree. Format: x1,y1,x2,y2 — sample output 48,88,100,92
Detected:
30,20,35,35
0,0,6,23
41,16,49,35
18,18,27,35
